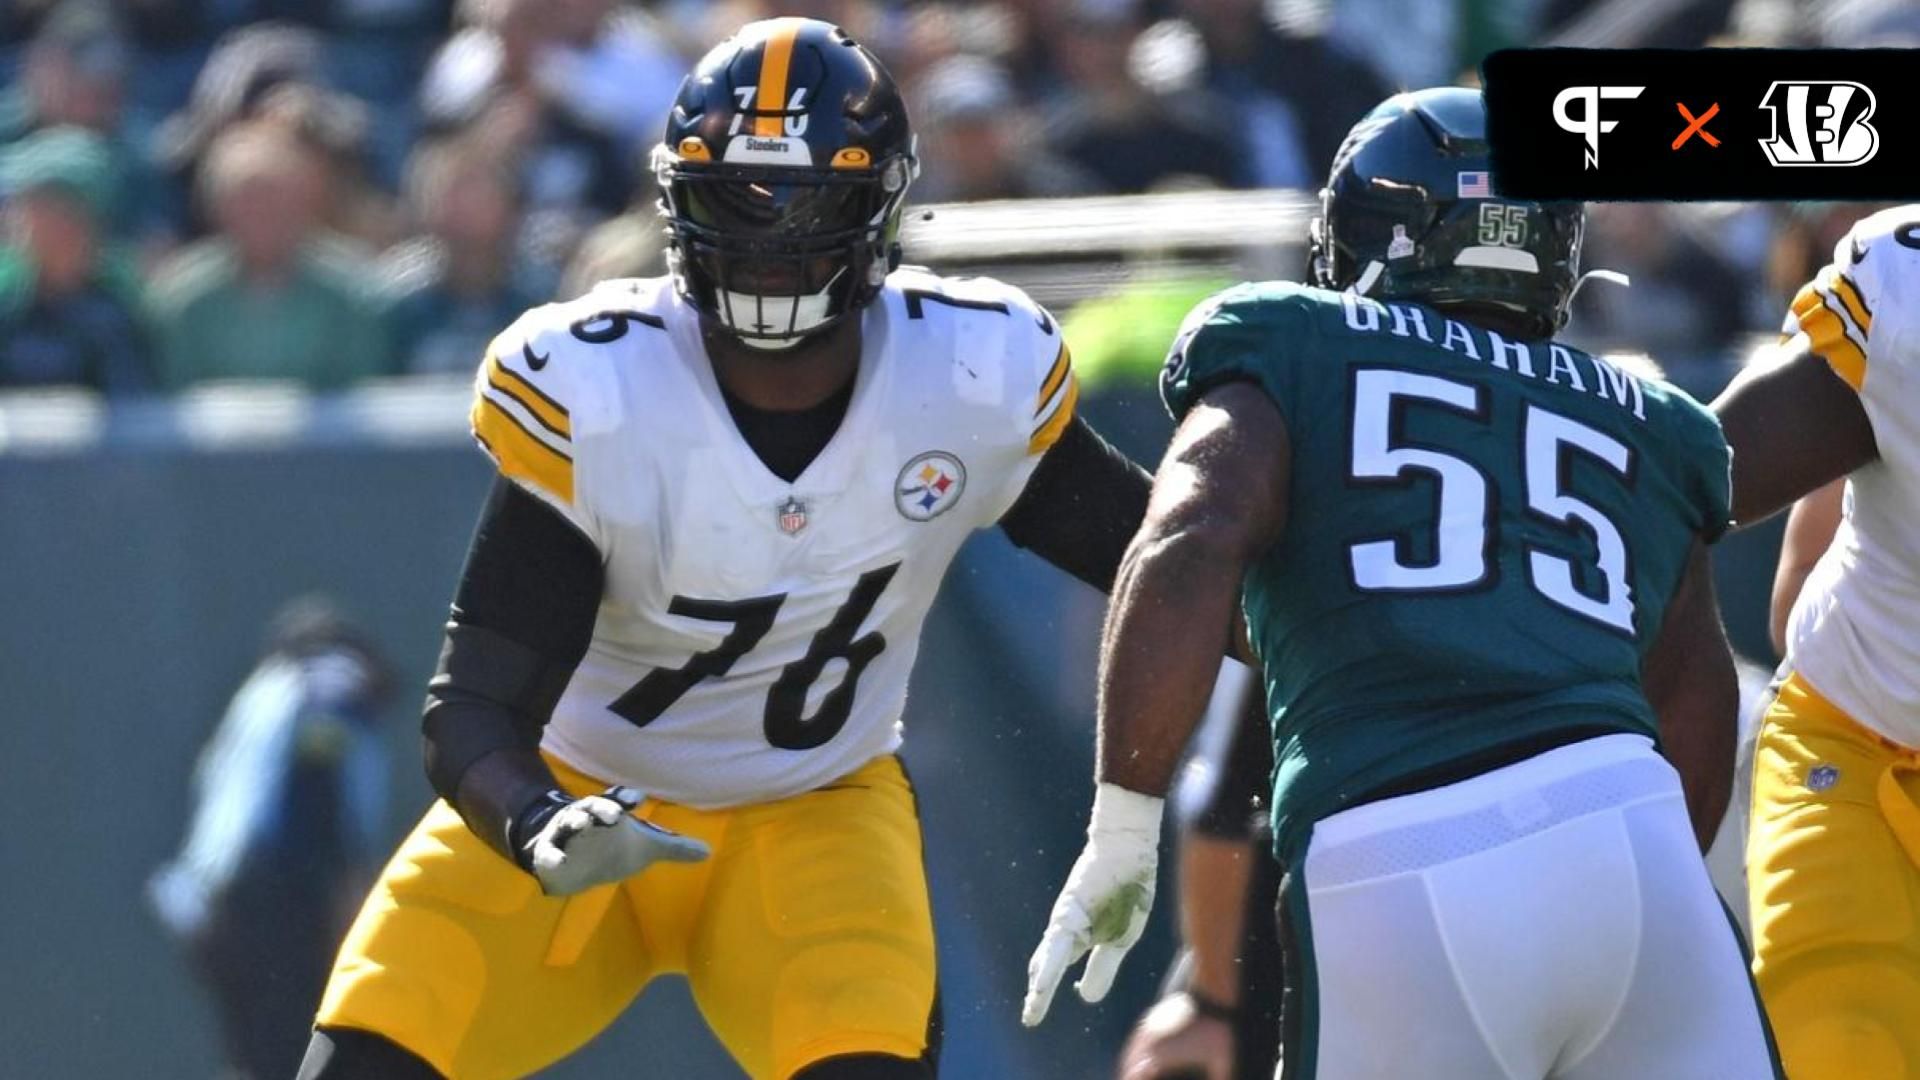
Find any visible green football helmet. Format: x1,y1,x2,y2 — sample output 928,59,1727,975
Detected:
1309,87,1586,340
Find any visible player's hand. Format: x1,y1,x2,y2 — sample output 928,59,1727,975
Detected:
1117,993,1235,1080
519,787,709,896
1023,783,1164,1026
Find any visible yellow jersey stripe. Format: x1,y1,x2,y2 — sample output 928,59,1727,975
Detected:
1029,371,1079,454
1791,281,1867,391
485,357,571,440
754,20,801,138
1034,344,1071,417
1827,269,1873,334
472,395,575,503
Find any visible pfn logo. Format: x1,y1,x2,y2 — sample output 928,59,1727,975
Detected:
1759,81,1878,166
1552,86,1644,169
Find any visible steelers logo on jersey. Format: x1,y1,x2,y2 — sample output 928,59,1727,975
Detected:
895,452,966,521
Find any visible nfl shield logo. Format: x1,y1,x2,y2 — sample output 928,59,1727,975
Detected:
777,496,809,536
1807,763,1840,791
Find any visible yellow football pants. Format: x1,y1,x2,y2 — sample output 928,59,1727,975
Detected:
315,753,937,1080
1749,671,1920,1080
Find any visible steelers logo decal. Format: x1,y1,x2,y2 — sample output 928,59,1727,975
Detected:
895,452,967,522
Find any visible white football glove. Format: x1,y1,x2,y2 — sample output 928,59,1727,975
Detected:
520,786,710,896
1022,783,1165,1027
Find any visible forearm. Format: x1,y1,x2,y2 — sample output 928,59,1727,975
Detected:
1180,831,1256,1007
1659,678,1737,852
1644,543,1738,852
426,478,605,862
1097,528,1248,796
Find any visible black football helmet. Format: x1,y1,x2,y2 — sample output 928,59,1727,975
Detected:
1309,87,1584,340
654,18,918,349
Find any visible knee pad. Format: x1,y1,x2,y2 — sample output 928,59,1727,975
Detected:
789,1052,934,1080
297,1026,445,1080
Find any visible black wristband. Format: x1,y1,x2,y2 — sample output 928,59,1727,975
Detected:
507,789,574,871
1181,987,1241,1022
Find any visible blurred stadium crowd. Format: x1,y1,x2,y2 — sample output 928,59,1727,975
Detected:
0,0,1914,398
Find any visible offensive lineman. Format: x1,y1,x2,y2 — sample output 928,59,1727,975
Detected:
1713,205,1920,1080
1022,88,1781,1078
296,19,1151,1080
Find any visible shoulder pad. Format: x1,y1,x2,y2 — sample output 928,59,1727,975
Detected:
1161,280,1329,420
468,286,668,507
885,270,1073,454
1781,208,1920,392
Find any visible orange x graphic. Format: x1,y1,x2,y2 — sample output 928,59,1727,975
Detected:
1673,102,1721,149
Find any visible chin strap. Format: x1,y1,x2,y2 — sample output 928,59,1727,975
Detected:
1569,267,1631,302
1350,259,1387,297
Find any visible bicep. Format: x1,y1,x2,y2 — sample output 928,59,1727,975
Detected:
1711,340,1877,527
453,477,605,659
997,414,1153,592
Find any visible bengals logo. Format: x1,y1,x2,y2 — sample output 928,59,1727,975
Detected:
1758,81,1879,167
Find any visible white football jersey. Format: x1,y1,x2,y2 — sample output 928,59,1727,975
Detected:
469,269,1077,807
1780,206,1920,746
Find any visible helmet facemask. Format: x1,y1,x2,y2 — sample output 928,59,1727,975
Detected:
656,148,916,350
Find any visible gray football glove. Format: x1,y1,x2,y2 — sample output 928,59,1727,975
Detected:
516,786,709,896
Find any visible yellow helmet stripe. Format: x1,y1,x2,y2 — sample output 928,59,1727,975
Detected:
754,20,803,138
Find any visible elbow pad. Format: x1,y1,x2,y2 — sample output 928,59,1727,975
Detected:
421,621,579,803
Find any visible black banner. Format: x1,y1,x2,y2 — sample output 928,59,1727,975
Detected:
1483,48,1919,200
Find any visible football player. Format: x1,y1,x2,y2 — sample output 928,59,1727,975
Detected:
1712,206,1920,1080
296,19,1152,1080
1022,88,1782,1078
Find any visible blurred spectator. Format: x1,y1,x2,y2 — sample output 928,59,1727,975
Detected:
1167,0,1390,183
1565,202,1753,364
912,54,1091,202
154,20,401,249
1326,0,1469,89
148,595,396,1080
0,126,153,394
377,137,543,374
0,1,170,245
421,0,680,218
558,195,668,301
1042,0,1244,193
1765,201,1888,307
149,123,391,390
251,80,405,251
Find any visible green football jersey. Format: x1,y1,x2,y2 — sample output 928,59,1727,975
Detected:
1161,281,1732,859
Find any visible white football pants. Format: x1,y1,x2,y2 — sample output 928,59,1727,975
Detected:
1286,733,1779,1079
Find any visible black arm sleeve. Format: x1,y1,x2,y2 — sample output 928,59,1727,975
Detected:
422,477,604,854
1187,681,1274,839
997,413,1153,592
